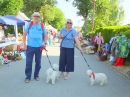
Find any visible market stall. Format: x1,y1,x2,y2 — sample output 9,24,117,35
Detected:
2,15,25,41
46,25,57,32
0,16,25,66
15,11,31,32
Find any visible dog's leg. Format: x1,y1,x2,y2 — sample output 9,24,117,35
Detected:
100,80,104,85
56,76,59,80
46,76,50,83
90,79,94,85
52,79,55,85
100,82,104,86
104,79,107,83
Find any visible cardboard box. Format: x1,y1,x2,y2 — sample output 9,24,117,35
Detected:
86,46,95,50
20,43,24,49
86,47,91,50
5,44,17,51
8,34,13,37
86,50,95,54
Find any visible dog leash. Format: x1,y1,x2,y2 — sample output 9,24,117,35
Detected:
60,30,91,69
60,30,72,47
40,47,56,71
65,39,91,69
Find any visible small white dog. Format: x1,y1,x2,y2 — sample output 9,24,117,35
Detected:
86,70,107,86
46,63,59,85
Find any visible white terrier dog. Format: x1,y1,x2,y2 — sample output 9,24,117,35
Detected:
86,70,107,86
46,64,59,85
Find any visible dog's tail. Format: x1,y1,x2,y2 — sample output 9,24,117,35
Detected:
46,68,53,76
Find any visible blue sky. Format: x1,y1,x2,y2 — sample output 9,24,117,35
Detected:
56,0,130,27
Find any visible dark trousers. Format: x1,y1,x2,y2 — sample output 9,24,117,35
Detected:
59,47,74,72
25,46,42,80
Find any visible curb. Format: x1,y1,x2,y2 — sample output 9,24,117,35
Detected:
94,54,130,80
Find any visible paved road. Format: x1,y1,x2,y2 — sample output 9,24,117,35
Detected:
0,42,130,97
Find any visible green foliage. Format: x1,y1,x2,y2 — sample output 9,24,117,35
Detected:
48,6,66,31
22,0,57,18
87,0,124,33
40,5,66,30
95,25,130,43
120,30,130,39
73,0,93,17
72,0,94,34
40,5,55,23
22,1,65,30
82,32,85,37
3,26,23,35
0,0,23,16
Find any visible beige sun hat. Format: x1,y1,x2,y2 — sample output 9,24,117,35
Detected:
32,12,40,17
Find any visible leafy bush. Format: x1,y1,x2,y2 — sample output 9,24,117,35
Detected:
3,26,23,35
95,25,130,43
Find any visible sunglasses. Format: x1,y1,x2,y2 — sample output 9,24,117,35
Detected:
67,22,72,24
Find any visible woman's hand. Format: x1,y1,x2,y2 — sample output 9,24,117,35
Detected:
60,34,64,38
79,47,82,52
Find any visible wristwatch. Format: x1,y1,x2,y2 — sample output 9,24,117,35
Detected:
44,43,47,45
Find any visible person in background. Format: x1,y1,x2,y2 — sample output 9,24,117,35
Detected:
84,33,91,41
59,19,82,80
78,31,83,41
48,30,51,40
23,12,48,83
0,26,5,40
57,31,61,42
52,31,56,45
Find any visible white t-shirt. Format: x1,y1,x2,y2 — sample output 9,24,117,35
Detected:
0,29,4,37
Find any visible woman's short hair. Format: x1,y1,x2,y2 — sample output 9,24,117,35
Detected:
65,19,73,25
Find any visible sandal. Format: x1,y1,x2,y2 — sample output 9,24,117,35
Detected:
64,75,69,80
59,74,64,78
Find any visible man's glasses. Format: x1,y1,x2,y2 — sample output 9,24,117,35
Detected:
67,22,72,24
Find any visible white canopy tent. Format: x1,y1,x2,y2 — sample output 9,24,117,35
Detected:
16,11,30,21
46,25,57,32
15,11,30,32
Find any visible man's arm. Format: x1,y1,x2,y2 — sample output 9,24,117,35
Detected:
43,33,48,44
23,31,27,50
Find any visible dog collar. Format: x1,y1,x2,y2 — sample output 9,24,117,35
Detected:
89,72,95,79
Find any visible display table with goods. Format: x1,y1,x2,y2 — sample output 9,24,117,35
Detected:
86,46,96,54
0,36,25,67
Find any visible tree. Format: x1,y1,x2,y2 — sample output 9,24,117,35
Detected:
0,0,23,16
108,0,124,26
66,0,124,34
87,0,124,32
87,0,111,30
40,5,55,24
48,6,66,30
72,0,94,35
22,0,57,18
40,5,66,30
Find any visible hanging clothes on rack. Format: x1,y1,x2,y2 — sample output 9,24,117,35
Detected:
113,36,130,66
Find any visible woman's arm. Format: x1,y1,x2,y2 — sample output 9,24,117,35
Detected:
74,36,82,52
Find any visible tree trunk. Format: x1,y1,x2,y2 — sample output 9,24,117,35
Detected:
84,16,88,37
